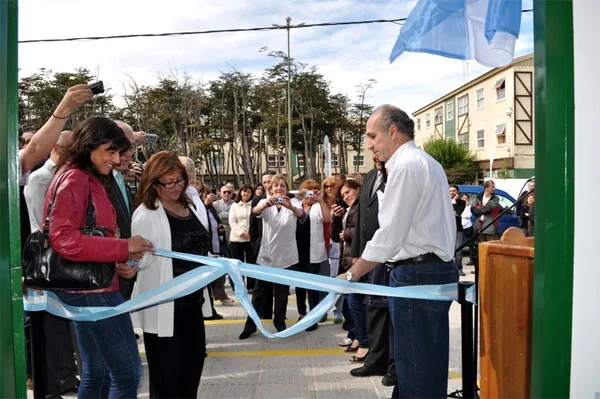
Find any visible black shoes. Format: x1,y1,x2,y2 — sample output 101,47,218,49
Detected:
306,323,318,332
381,373,397,387
239,330,256,340
274,323,286,332
349,366,386,377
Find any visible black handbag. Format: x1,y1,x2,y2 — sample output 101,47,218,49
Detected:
22,171,116,291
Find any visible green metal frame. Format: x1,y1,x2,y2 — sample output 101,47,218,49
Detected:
0,1,26,397
0,0,577,397
531,0,575,397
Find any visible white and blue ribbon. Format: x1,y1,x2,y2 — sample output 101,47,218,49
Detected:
24,249,476,338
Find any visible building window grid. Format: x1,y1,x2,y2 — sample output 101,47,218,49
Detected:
458,133,468,150
477,129,485,148
322,154,339,167
446,101,454,120
417,118,421,131
434,107,443,124
352,155,365,166
476,88,485,109
458,95,469,115
296,153,305,168
425,113,431,128
267,155,286,168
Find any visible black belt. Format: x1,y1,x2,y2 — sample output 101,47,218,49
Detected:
388,253,442,267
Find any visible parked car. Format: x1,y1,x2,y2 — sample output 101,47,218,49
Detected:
458,185,519,234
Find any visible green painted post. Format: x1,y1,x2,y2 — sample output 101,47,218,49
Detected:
531,0,575,397
0,0,26,398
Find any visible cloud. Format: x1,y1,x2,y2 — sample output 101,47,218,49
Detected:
18,0,534,116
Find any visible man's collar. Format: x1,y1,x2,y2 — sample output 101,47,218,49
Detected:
386,140,416,169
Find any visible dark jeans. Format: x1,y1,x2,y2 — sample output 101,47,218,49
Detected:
243,276,289,332
292,262,321,316
388,261,458,399
230,241,256,290
57,291,141,399
348,293,368,348
144,300,205,399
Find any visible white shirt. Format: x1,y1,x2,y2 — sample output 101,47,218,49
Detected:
461,204,473,229
131,200,211,337
307,203,328,263
229,201,252,242
256,198,302,268
23,158,56,232
361,141,456,263
17,149,30,186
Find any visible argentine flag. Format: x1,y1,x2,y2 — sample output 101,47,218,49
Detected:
390,0,523,67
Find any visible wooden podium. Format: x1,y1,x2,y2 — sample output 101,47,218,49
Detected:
479,227,535,398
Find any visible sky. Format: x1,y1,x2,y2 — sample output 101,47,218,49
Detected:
18,0,534,115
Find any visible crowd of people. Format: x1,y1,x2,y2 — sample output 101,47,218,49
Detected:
17,84,533,399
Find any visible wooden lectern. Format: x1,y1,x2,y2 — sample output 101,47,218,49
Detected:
479,227,535,398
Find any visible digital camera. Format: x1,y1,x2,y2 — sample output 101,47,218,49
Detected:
88,81,105,95
274,196,285,204
304,190,314,198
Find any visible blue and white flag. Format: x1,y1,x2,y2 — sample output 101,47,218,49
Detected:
390,0,523,67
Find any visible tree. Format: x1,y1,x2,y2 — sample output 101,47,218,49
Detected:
350,79,376,171
423,138,478,183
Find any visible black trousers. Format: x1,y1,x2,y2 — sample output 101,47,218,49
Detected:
43,312,80,396
230,241,256,290
292,262,321,316
364,305,395,375
144,300,206,399
243,277,289,332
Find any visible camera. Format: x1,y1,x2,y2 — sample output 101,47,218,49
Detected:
274,197,285,205
88,81,105,95
144,133,158,142
304,190,314,198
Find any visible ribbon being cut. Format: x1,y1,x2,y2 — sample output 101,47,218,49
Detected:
24,249,475,339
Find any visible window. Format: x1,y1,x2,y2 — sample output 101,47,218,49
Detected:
352,155,365,166
267,155,286,168
458,133,468,151
477,129,485,148
458,94,469,115
331,154,339,167
494,78,506,101
417,118,421,131
496,123,506,145
434,107,443,124
446,101,454,120
476,88,485,109
322,153,339,167
425,113,431,128
296,153,305,168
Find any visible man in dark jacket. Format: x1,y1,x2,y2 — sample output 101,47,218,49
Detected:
449,184,466,276
109,121,139,300
348,156,396,387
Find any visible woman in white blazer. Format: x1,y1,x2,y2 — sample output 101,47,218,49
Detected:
131,151,211,399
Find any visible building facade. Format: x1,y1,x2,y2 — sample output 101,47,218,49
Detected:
413,54,535,180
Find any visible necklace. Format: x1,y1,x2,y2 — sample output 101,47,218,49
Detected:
164,203,188,217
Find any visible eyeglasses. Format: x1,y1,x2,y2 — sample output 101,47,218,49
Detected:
222,191,232,194
156,178,185,189
324,185,332,188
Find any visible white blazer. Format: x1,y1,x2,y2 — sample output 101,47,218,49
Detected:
131,199,211,337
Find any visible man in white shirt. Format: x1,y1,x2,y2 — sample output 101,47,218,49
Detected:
339,105,458,399
24,130,72,232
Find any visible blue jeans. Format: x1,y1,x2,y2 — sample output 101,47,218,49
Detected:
388,261,458,398
57,291,141,399
348,293,368,348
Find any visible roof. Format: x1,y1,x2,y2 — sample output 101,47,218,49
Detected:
412,53,534,116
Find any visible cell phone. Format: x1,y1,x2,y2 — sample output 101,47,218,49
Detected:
88,81,104,95
211,188,217,195
274,197,285,204
144,133,158,142
335,197,348,209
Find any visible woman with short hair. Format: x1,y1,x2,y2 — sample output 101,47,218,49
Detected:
239,174,306,339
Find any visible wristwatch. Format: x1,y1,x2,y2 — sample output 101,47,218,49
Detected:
345,270,354,282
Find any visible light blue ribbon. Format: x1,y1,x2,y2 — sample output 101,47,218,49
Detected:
23,249,476,338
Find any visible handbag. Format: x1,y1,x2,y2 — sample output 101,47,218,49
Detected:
22,170,116,291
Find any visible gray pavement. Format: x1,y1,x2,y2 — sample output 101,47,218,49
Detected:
30,263,478,399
